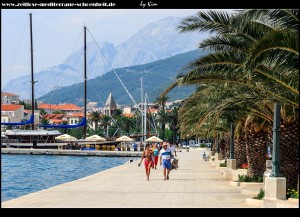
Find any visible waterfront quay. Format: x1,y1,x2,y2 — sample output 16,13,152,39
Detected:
2,149,254,208
1,148,142,157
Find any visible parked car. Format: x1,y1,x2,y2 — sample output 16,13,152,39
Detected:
194,143,200,148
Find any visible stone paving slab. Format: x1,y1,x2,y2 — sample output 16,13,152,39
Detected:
2,148,254,208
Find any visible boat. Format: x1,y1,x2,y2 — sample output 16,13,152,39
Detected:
1,14,87,149
1,129,64,149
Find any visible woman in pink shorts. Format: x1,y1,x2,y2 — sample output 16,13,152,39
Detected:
138,144,153,181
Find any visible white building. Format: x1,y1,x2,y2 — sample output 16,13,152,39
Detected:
1,92,20,105
1,104,24,123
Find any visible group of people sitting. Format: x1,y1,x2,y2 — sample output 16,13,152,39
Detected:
138,142,178,181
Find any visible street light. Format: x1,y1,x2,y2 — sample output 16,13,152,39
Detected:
270,103,283,177
229,123,235,159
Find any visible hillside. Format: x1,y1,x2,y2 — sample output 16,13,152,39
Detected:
38,49,206,106
3,16,206,99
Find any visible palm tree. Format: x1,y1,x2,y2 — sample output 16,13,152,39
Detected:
161,9,298,188
234,119,248,169
167,106,180,144
89,111,102,132
112,109,123,118
100,115,111,138
119,116,135,135
39,108,47,116
155,95,169,141
40,118,50,125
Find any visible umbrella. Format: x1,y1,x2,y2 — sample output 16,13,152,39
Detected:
116,136,134,151
84,135,106,150
55,134,77,141
145,136,163,143
116,135,134,142
85,135,106,141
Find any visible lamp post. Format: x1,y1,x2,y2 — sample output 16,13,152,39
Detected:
270,103,283,177
229,123,235,159
264,103,286,201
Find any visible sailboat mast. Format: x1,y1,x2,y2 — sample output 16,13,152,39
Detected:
144,93,147,141
83,26,87,139
140,77,144,142
29,13,35,130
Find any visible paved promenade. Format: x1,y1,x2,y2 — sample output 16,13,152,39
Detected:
2,148,254,208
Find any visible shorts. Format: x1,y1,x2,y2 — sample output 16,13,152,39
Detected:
144,159,152,169
162,159,172,169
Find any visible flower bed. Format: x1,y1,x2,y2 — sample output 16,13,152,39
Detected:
287,188,299,199
240,163,249,169
238,174,263,182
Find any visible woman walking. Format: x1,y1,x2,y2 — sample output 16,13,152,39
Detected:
138,144,153,181
152,144,159,169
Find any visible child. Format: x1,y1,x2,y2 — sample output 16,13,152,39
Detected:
202,151,207,161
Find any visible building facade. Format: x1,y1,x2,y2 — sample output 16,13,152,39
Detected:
1,92,20,105
104,92,117,117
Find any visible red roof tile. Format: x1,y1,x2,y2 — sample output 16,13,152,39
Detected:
1,92,18,97
122,113,134,118
38,103,83,111
43,114,65,120
1,104,22,111
67,113,84,117
148,108,159,113
52,120,63,123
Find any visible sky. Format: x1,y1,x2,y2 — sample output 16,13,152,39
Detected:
1,9,202,87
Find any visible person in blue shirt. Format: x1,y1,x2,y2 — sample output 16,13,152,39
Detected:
159,142,172,180
133,143,137,151
152,144,159,169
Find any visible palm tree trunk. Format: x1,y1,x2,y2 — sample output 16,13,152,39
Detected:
162,121,165,141
279,121,299,190
220,138,226,159
246,130,268,177
172,128,176,144
235,137,247,168
95,122,98,132
220,133,230,160
223,132,230,160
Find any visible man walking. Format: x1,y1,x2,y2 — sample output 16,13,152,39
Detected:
169,142,177,159
159,142,172,180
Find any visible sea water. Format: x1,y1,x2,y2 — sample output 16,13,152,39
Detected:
1,154,134,202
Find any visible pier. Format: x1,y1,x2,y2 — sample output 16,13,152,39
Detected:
1,148,142,157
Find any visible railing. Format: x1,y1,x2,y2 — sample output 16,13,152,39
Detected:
126,132,158,137
1,139,19,143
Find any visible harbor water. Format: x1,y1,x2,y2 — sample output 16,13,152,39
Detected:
1,154,135,202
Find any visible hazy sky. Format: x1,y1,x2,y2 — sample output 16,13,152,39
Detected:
2,9,205,86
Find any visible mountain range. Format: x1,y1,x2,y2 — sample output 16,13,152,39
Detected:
37,49,207,106
3,17,207,100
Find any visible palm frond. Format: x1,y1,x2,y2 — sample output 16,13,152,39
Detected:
178,10,233,34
